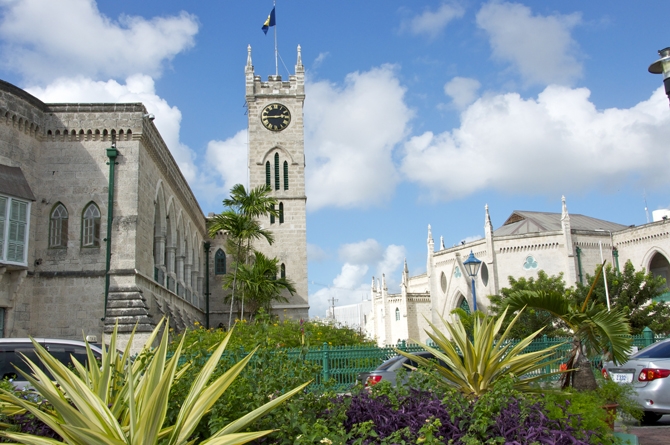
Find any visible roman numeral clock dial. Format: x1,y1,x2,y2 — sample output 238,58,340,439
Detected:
261,103,291,131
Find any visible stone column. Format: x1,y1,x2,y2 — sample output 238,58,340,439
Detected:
166,246,176,274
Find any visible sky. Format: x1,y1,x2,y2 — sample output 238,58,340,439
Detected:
2,0,670,318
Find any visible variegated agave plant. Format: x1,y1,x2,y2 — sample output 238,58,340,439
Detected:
398,308,566,398
0,319,308,444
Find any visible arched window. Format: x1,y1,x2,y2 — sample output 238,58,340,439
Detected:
81,203,101,247
215,249,226,275
274,153,280,190
49,203,68,248
459,298,471,314
270,204,275,224
265,161,271,187
395,307,400,321
280,263,286,279
279,202,284,224
283,161,289,190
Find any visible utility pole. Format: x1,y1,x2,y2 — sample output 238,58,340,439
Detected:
328,295,338,321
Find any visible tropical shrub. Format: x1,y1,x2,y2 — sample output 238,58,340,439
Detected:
399,307,565,397
174,310,372,354
0,320,308,444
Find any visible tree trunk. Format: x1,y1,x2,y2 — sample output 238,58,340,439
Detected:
571,337,598,391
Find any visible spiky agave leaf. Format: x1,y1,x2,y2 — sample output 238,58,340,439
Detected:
0,318,306,445
398,308,565,397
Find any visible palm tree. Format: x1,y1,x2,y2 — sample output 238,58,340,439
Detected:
208,184,278,328
225,251,296,319
503,263,632,390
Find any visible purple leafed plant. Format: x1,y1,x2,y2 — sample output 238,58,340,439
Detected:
344,389,464,443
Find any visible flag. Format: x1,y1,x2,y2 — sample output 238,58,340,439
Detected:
262,7,276,34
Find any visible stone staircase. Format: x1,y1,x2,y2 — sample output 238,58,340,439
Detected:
103,286,155,334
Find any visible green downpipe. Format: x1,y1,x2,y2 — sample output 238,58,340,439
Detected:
575,246,583,284
204,242,211,329
613,247,620,272
102,140,118,320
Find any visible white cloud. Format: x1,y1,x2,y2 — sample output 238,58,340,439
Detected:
401,85,670,200
444,77,481,109
0,0,198,82
476,1,582,86
309,239,406,317
402,3,465,39
27,75,198,182
307,243,329,262
304,65,412,210
205,130,248,197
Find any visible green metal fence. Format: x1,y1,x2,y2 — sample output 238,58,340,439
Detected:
180,328,668,392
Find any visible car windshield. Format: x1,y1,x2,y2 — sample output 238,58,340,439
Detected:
376,355,404,371
633,341,670,359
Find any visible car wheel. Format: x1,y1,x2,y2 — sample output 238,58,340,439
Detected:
641,411,663,425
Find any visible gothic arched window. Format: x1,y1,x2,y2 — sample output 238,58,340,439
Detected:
281,263,286,279
279,202,284,224
395,307,400,321
49,203,68,248
270,204,275,224
265,161,271,187
215,249,226,275
283,161,289,190
274,153,280,190
81,202,101,247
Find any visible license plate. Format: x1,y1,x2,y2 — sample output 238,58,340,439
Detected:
610,372,633,383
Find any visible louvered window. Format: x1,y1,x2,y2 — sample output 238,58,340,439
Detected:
281,263,286,279
274,153,280,190
49,204,68,248
270,204,275,225
283,161,289,190
265,161,271,187
82,203,101,247
279,202,284,224
0,195,30,265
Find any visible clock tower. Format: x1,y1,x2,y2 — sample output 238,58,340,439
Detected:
245,45,309,319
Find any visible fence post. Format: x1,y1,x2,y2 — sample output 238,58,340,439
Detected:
399,340,406,351
643,327,654,348
322,342,330,383
542,335,550,376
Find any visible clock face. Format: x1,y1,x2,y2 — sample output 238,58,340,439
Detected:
261,103,291,131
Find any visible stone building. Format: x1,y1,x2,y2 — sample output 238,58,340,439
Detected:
243,45,309,320
367,197,670,346
0,46,310,349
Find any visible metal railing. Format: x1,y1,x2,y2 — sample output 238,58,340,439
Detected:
177,328,668,392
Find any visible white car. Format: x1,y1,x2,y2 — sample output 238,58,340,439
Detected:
602,338,670,424
0,338,103,390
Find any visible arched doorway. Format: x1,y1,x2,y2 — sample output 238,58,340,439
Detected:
649,252,670,301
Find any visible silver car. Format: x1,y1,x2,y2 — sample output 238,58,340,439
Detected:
603,338,670,424
356,351,447,387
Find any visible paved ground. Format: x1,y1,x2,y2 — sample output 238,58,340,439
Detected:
617,414,670,444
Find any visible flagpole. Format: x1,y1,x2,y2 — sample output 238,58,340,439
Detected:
274,0,278,76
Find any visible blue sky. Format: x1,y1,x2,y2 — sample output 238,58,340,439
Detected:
2,1,670,317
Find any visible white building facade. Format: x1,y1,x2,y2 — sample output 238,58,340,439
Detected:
367,197,670,346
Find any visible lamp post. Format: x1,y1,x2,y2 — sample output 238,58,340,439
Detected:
463,251,482,312
648,47,670,104
595,229,613,312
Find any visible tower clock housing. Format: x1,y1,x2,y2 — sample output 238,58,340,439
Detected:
245,45,308,319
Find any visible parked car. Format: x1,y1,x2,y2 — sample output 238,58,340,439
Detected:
602,338,670,424
0,338,103,390
356,351,448,387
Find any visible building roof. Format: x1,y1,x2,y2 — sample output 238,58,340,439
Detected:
0,164,35,201
494,211,628,236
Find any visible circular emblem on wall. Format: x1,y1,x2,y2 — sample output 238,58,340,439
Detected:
261,103,291,131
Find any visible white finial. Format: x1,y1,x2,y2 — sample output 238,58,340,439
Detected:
427,224,433,241
485,204,491,222
404,258,409,274
440,236,445,250
297,44,302,66
247,45,252,67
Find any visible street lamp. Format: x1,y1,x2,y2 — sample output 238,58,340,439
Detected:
595,229,612,312
463,251,482,312
648,47,670,104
